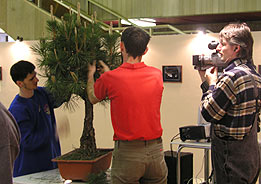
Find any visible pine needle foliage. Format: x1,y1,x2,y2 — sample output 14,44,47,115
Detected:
32,13,121,105
31,12,121,155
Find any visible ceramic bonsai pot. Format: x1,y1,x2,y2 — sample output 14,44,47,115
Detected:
52,149,113,181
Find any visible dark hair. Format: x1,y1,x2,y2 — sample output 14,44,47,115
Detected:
121,27,151,59
10,60,35,83
219,22,253,60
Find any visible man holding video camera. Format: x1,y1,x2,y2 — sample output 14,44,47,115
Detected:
198,22,261,184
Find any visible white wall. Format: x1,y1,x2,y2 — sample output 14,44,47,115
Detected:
1,32,261,179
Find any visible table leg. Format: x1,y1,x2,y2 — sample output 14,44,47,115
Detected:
204,149,209,183
177,145,184,184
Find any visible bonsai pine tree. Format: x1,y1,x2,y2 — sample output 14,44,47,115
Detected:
31,9,121,158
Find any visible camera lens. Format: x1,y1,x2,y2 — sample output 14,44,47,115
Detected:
208,41,219,50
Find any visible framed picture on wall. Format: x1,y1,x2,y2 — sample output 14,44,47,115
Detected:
0,67,2,80
162,65,182,82
258,65,261,75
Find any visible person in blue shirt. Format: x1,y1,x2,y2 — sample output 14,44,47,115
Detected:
9,60,62,177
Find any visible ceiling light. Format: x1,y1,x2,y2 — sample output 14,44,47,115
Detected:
121,18,156,27
197,31,204,36
190,32,218,55
11,41,30,61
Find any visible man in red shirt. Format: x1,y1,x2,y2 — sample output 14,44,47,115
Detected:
87,27,167,184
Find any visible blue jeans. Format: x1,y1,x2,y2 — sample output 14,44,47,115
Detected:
211,119,260,184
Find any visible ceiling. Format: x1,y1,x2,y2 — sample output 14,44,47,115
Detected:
106,12,261,34
2,0,261,41
153,12,261,33
33,0,261,35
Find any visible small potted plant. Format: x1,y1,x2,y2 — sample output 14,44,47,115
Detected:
31,4,121,181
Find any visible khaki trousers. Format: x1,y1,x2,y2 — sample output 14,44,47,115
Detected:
111,138,168,184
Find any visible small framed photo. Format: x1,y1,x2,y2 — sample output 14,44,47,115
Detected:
0,67,2,80
162,65,182,82
258,65,261,75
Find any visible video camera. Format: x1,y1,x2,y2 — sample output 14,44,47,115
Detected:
193,41,224,71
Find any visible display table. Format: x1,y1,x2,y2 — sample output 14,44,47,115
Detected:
13,169,89,184
170,140,211,184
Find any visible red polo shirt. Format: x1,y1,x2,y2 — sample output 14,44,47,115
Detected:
94,62,163,141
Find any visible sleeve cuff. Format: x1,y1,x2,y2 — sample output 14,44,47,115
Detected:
209,85,215,90
200,81,209,93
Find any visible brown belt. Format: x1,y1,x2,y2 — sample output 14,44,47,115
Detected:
115,137,162,146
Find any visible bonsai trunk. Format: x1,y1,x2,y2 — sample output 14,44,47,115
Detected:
80,98,97,154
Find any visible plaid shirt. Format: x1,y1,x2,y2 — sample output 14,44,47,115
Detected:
200,58,261,140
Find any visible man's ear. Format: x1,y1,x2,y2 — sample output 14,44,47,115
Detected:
120,42,125,52
234,45,240,52
143,47,149,55
16,81,23,88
